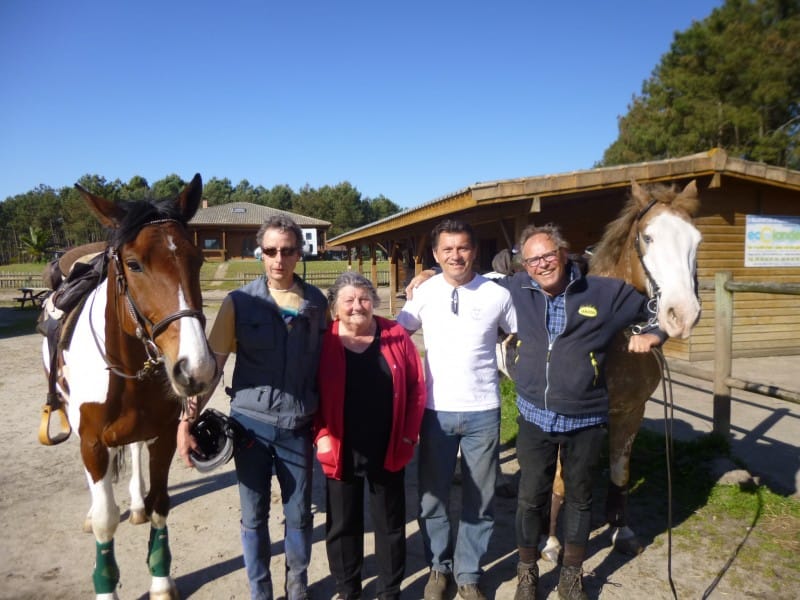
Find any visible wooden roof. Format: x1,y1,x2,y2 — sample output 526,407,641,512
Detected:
189,202,330,228
329,148,800,246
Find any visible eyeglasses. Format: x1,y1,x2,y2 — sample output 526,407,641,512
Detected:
261,247,299,258
451,288,459,315
521,249,559,268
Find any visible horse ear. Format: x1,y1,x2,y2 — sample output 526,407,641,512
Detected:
681,179,698,196
177,174,203,222
630,180,649,209
676,179,700,216
75,184,125,229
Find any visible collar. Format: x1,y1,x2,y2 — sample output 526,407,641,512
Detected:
526,261,580,294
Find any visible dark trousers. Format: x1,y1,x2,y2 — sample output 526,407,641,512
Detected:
325,468,406,599
515,417,606,549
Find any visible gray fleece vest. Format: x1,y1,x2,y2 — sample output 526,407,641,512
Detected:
228,276,326,429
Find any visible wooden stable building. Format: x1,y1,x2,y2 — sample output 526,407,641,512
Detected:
188,202,331,260
328,149,800,362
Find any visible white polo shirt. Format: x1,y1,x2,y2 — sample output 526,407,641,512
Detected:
397,273,517,412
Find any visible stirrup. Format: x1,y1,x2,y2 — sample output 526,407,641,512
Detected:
38,404,72,445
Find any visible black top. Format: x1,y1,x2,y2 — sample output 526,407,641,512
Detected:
342,322,394,477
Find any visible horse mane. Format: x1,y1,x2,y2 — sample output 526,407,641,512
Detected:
110,198,186,249
590,181,699,275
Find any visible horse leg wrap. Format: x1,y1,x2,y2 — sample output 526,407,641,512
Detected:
92,540,120,594
147,526,172,577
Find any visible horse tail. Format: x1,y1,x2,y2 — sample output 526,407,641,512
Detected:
111,446,126,483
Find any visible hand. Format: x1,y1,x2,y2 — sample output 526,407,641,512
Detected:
177,420,200,468
627,332,661,353
316,434,332,454
404,269,436,300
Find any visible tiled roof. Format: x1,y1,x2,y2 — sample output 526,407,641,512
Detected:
189,202,330,227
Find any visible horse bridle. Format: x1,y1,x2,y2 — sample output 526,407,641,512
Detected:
631,198,663,335
95,219,206,380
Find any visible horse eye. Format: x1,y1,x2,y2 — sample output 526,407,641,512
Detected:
125,259,143,272
642,234,653,244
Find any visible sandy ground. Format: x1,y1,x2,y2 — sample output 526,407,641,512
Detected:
0,293,798,600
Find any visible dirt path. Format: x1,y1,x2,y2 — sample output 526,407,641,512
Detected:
0,302,795,599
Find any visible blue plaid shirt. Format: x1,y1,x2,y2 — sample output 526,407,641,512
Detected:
516,272,607,433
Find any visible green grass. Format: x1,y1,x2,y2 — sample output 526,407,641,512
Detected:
0,262,47,273
500,376,518,446
499,376,799,590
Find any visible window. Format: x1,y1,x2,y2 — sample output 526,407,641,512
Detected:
204,238,221,250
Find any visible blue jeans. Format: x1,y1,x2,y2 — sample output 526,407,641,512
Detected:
418,408,499,585
232,412,313,600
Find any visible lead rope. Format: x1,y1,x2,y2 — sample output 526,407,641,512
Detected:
650,346,678,600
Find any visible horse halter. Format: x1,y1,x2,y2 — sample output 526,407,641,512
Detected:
632,198,663,335
106,219,206,380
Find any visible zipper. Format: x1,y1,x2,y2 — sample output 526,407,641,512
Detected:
538,273,578,410
589,351,599,386
544,339,554,410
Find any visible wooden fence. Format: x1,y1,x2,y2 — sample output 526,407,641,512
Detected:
200,269,390,289
0,272,45,289
669,272,800,436
2,269,391,291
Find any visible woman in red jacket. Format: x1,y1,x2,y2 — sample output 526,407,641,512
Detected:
316,271,426,600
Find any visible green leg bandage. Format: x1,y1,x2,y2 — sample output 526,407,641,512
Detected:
147,526,172,577
92,539,120,594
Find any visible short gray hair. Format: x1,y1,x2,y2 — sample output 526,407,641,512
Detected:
519,223,570,251
327,271,381,312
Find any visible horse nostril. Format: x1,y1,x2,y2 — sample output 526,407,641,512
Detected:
173,359,193,388
668,307,678,324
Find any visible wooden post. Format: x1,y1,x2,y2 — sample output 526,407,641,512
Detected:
370,243,378,287
389,246,398,316
713,271,733,436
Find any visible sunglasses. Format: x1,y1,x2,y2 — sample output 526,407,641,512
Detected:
451,288,459,315
261,247,299,258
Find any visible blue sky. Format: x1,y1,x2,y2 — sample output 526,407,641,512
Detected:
1,0,723,208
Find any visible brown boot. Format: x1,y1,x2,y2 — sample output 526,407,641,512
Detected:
423,570,451,600
513,561,538,600
558,565,588,600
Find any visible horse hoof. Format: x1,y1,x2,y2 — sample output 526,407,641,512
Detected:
613,534,644,556
129,508,148,525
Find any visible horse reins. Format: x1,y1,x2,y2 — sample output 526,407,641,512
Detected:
91,220,206,380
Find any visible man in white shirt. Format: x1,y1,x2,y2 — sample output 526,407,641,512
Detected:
397,219,517,600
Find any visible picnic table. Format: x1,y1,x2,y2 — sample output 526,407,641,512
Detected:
15,287,50,309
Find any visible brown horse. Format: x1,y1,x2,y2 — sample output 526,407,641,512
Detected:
41,175,217,599
542,180,702,559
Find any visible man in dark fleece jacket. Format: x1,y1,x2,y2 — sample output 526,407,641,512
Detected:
507,223,665,600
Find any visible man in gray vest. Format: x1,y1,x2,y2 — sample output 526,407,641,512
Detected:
178,215,327,600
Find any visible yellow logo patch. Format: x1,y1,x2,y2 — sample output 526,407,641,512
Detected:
578,305,598,318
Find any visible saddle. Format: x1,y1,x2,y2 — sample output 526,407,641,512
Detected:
37,243,108,446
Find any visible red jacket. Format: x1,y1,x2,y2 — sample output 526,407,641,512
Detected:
315,316,426,479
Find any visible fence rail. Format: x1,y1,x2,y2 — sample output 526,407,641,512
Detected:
0,272,45,289
671,272,800,436
201,269,390,289
2,269,391,292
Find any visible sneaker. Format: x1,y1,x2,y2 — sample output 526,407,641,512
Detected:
457,583,487,600
423,570,450,600
558,565,588,600
513,561,538,600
